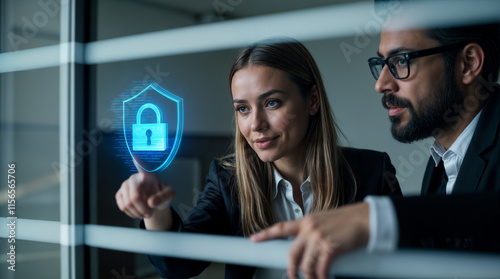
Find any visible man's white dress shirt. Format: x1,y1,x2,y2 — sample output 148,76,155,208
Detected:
365,110,482,252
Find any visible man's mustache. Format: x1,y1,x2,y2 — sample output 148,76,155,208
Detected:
382,94,412,110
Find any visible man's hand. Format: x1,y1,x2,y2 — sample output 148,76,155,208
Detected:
251,202,370,279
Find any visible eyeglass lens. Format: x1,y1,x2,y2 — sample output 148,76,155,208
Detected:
370,55,409,80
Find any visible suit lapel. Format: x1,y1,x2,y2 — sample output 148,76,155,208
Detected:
453,152,485,193
452,87,500,194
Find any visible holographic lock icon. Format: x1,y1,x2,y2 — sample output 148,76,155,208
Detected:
132,103,167,151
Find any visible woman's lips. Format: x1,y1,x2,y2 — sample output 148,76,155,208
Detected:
254,136,278,149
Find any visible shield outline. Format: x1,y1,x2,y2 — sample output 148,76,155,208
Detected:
123,83,184,172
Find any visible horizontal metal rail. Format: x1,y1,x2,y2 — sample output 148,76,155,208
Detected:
1,217,500,278
1,0,500,73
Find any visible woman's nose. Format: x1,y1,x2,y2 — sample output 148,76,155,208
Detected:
251,109,268,132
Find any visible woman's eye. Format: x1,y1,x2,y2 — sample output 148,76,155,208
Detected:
236,106,249,113
266,99,281,108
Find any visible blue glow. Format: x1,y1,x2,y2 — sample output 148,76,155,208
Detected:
123,83,184,172
132,103,167,151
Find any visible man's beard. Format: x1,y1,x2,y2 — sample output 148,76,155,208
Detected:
382,70,464,143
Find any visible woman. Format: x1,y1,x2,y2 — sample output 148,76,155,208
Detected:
115,38,401,278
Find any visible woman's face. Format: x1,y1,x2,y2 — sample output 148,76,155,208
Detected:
231,65,318,166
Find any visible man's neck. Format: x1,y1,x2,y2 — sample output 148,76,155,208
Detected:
435,96,486,150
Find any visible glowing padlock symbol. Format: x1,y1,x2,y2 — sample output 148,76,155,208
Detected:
132,103,167,151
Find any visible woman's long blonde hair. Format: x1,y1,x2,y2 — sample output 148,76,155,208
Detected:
221,38,355,236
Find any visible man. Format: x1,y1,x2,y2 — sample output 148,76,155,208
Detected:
251,1,500,279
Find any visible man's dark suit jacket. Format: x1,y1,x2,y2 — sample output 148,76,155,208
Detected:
391,87,500,251
146,148,402,279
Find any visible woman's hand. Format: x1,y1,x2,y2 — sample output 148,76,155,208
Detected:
115,160,176,230
250,202,370,279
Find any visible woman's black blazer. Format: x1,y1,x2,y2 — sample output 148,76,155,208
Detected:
145,147,402,279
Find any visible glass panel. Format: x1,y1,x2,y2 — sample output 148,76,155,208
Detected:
92,51,239,225
0,68,61,277
0,0,61,52
0,67,60,221
90,1,377,278
92,2,360,277
95,0,350,40
0,241,60,279
92,53,236,276
1,1,62,278
90,248,225,279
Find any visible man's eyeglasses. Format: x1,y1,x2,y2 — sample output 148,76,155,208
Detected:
368,44,465,80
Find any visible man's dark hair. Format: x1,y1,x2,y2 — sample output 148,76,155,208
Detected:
375,0,500,81
427,25,500,82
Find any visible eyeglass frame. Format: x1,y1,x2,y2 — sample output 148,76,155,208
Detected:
367,43,466,80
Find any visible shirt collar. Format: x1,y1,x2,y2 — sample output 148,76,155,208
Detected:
430,110,483,166
271,165,310,200
272,167,284,200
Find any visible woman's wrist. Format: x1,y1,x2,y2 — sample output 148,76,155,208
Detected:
144,206,173,231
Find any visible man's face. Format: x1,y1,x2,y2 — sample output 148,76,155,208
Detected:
375,29,463,143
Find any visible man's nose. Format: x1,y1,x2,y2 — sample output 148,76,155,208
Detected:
375,66,398,94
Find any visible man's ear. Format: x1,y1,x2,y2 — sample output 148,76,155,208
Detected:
460,43,485,85
309,85,320,115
